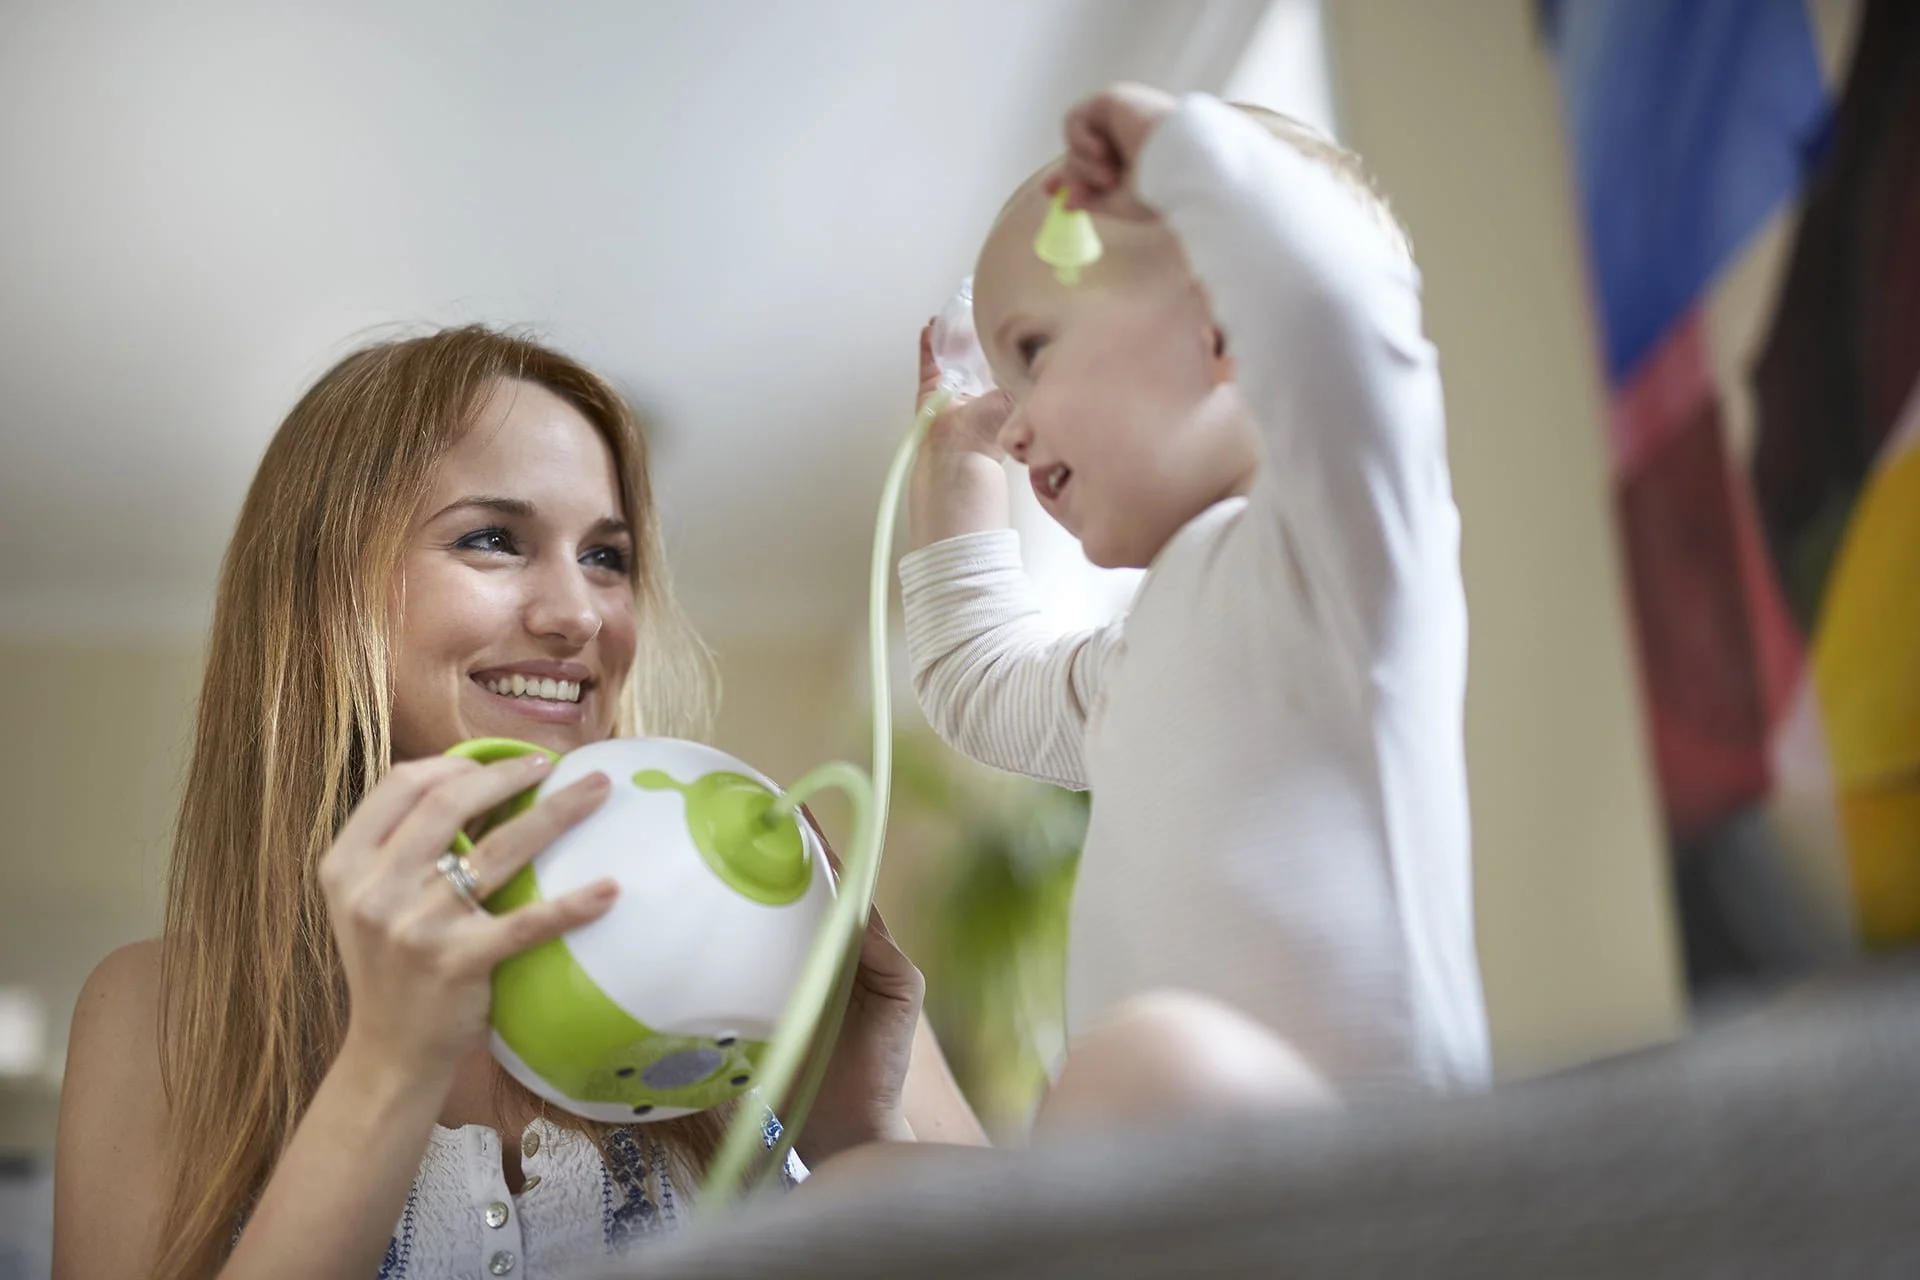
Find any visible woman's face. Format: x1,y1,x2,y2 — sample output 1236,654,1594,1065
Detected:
389,377,639,761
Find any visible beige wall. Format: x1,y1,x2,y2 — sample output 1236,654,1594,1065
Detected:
706,633,865,855
0,641,202,1150
1325,0,1686,1077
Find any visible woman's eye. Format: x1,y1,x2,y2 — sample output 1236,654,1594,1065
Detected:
583,545,631,575
1016,335,1048,369
455,527,517,555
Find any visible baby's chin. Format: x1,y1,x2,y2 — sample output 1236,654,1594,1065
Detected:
1077,523,1157,572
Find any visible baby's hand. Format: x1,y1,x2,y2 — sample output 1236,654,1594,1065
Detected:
1051,83,1178,219
910,323,1015,547
918,322,1011,462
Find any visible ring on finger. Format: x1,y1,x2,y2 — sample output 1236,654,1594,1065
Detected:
435,850,485,913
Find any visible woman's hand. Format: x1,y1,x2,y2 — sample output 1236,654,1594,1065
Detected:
318,754,617,1086
793,834,927,1166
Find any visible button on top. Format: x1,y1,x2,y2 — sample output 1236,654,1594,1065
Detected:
488,1250,517,1276
484,1201,509,1229
520,1128,541,1159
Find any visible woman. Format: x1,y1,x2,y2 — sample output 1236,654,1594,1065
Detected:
52,326,983,1278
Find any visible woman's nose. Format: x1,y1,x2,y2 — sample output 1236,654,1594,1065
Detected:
526,564,602,647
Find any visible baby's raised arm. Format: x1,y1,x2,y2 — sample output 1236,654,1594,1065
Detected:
1133,95,1456,670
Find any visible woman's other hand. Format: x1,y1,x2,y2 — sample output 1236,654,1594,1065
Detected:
792,832,926,1165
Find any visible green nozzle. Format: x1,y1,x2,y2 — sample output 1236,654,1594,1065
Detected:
1034,188,1103,285
634,769,811,906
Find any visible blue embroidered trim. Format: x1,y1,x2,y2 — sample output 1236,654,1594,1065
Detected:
595,1108,796,1248
599,1129,662,1251
763,1111,802,1190
375,1187,417,1279
655,1132,677,1223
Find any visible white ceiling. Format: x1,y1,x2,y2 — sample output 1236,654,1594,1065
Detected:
0,0,1294,641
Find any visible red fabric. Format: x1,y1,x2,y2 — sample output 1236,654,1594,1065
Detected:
1609,313,1713,480
1611,312,1804,840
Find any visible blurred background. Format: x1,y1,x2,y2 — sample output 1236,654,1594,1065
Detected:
4,0,1912,1272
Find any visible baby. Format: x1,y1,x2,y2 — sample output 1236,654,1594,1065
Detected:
902,83,1489,1114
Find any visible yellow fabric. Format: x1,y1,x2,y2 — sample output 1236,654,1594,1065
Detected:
1813,440,1920,945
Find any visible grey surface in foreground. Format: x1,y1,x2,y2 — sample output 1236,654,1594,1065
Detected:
585,961,1920,1279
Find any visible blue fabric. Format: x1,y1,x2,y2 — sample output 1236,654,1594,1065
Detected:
1541,0,1831,384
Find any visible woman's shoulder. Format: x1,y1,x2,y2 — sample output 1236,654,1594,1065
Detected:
65,940,167,1134
65,939,167,1125
85,935,163,980
55,939,171,1274
72,938,164,1041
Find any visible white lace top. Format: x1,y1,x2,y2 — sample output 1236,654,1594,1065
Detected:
365,1114,800,1279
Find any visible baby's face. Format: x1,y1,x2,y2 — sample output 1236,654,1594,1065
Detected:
972,178,1258,569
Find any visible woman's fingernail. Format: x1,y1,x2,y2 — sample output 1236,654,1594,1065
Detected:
528,754,552,769
595,880,619,900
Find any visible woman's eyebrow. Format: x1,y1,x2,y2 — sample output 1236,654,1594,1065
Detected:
428,494,535,522
427,497,629,539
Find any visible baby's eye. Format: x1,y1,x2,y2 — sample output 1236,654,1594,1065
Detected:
455,526,518,555
1016,334,1049,370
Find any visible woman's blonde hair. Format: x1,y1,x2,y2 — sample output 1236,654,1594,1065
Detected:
153,325,721,1278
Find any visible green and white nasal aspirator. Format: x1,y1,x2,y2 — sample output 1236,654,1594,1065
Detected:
445,253,1066,1207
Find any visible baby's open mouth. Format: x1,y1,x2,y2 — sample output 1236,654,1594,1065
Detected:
1037,463,1072,501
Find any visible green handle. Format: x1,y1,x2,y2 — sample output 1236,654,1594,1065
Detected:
442,737,560,857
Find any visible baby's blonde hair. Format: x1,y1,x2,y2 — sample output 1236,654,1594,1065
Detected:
1228,103,1413,263
996,102,1412,265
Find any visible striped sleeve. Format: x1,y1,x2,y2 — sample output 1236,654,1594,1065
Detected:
899,530,1120,791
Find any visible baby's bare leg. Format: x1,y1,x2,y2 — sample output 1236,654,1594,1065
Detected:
796,1140,1006,1205
1032,989,1337,1141
800,991,1330,1202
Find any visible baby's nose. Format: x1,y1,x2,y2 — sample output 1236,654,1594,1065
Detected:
998,410,1031,462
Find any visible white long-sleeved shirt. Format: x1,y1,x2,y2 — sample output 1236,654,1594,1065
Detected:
901,95,1489,1095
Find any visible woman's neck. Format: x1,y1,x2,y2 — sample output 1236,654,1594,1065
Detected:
436,1042,524,1132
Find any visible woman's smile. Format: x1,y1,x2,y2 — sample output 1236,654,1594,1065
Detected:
469,658,596,725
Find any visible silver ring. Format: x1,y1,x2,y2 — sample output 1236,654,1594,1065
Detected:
435,851,484,912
